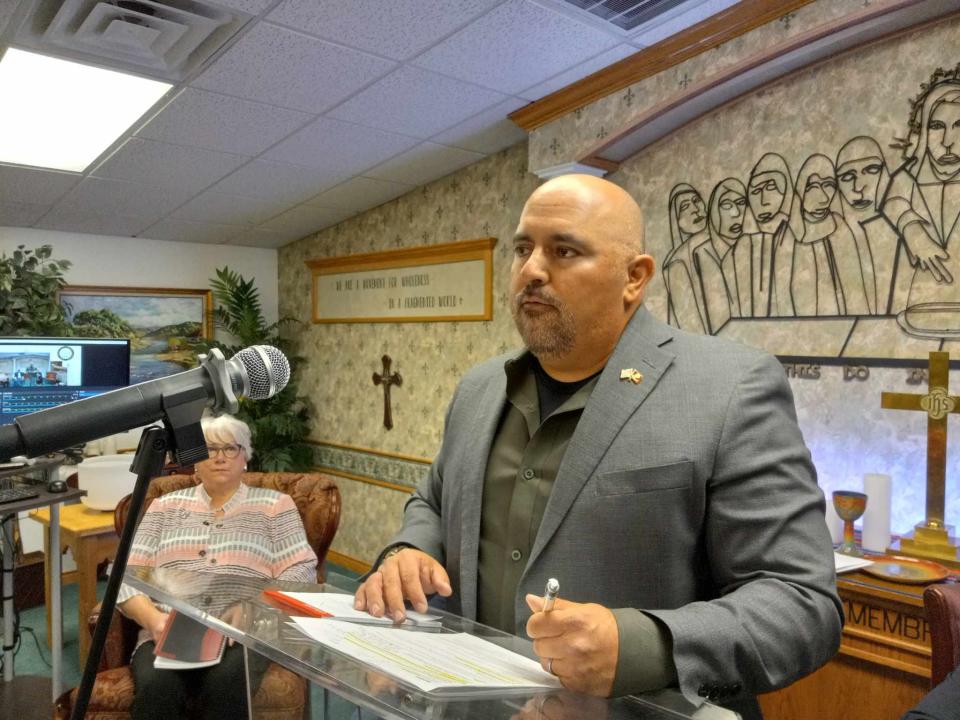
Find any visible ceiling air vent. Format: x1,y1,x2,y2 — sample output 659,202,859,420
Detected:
1,0,252,82
559,0,690,32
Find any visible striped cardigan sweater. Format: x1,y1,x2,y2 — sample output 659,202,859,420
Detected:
118,483,317,641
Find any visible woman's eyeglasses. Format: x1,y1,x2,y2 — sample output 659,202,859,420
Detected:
206,444,242,459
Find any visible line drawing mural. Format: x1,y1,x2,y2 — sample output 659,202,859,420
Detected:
885,68,960,338
663,64,960,341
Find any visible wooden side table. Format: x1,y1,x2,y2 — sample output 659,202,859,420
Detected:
30,504,120,666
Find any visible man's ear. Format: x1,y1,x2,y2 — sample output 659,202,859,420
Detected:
624,254,656,306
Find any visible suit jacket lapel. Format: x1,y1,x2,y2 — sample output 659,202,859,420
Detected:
527,307,676,568
458,357,513,619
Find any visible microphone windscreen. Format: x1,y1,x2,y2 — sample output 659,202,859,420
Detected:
234,346,290,400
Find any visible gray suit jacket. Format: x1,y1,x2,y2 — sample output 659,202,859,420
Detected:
389,306,842,716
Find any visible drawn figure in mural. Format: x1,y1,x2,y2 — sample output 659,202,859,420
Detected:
882,68,960,336
835,136,902,314
737,153,800,317
664,183,710,332
790,153,871,316
692,178,746,333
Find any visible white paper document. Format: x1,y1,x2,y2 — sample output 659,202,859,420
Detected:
289,616,562,695
834,552,874,574
278,591,442,626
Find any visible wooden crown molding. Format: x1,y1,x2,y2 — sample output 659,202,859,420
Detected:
579,0,956,169
508,0,817,132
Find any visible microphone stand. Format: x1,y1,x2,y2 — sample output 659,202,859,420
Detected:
70,386,209,720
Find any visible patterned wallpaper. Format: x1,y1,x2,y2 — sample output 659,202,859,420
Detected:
280,145,540,563
279,5,958,564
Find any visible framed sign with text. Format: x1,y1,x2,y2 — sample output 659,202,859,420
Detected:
305,238,497,324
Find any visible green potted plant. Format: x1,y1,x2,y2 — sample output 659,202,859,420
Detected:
207,267,314,471
0,244,73,336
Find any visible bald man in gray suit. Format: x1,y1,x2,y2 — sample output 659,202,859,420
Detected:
355,175,842,719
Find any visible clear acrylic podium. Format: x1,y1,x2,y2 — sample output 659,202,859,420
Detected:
123,566,739,720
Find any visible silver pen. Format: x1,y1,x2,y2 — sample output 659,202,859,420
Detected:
543,578,559,612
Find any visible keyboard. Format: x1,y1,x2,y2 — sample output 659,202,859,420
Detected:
0,486,40,505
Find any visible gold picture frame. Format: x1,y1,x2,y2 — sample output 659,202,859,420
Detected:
305,238,497,324
59,285,213,384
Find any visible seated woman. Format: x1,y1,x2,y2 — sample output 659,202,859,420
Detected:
116,414,317,720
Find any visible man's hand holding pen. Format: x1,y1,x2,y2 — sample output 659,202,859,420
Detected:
525,581,620,697
354,547,452,623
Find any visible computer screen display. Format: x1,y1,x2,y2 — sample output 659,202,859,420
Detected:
0,337,130,425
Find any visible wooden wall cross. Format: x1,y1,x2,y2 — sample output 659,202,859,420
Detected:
372,354,402,430
881,351,959,562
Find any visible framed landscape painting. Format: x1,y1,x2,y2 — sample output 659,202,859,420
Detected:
60,286,212,384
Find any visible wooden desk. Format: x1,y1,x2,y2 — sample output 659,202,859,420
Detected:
759,571,941,720
30,505,119,666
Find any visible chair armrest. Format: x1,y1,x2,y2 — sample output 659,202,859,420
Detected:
88,602,141,671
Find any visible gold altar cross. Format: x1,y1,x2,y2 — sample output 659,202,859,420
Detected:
881,351,959,564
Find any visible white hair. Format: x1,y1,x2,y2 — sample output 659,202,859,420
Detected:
201,414,253,460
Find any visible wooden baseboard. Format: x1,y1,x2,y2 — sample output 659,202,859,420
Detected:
326,549,371,576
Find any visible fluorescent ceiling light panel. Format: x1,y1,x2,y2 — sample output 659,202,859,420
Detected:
0,48,171,172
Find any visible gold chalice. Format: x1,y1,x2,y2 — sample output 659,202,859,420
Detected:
833,490,868,557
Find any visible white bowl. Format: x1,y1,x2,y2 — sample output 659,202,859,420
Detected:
78,457,137,511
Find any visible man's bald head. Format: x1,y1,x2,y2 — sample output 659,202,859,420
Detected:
523,174,646,257
511,173,655,380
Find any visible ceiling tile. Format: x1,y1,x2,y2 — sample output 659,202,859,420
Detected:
262,116,419,172
412,0,619,95
171,190,282,226
364,143,484,187
206,0,275,13
137,87,313,156
629,0,738,46
430,97,528,153
518,44,638,101
0,200,50,227
0,165,79,205
36,208,154,237
143,218,248,245
306,176,413,212
0,3,18,36
267,0,502,60
92,138,248,195
56,177,195,225
328,65,506,139
192,22,396,113
210,159,348,205
261,203,355,239
228,227,291,248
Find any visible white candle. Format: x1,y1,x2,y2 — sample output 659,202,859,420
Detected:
862,473,892,553
824,495,844,545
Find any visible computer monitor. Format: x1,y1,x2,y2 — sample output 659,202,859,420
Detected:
0,337,130,425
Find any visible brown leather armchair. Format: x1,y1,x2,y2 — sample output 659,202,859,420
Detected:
924,582,960,687
54,472,342,720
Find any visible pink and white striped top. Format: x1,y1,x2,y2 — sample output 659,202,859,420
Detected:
118,482,317,612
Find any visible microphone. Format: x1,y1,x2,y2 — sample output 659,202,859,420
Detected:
0,345,289,462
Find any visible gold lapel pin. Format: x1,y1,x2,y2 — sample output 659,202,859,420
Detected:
619,368,643,384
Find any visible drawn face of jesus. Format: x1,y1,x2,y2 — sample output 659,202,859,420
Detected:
928,100,960,176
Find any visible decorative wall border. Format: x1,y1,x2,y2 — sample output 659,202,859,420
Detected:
309,441,429,492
